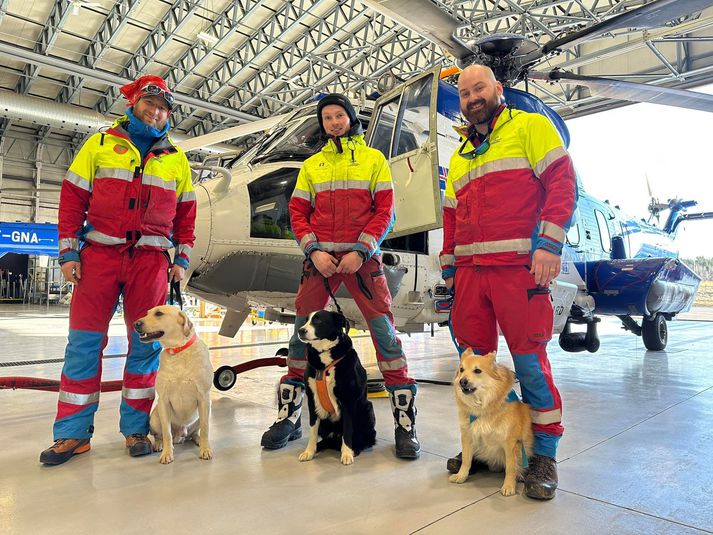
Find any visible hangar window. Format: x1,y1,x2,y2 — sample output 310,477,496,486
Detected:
248,168,299,240
595,209,611,253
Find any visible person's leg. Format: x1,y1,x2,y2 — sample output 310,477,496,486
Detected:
445,265,500,473
342,255,420,459
491,265,562,500
41,246,121,465
261,259,331,449
120,249,170,456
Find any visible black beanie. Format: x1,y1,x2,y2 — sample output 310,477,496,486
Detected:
316,93,360,135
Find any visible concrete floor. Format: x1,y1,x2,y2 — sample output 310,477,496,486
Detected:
0,304,712,534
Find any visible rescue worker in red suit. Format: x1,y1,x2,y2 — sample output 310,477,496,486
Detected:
40,75,196,465
441,65,576,499
260,94,421,459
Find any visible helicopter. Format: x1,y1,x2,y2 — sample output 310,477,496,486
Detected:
179,0,713,353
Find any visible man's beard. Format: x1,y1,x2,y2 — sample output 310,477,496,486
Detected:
462,95,501,126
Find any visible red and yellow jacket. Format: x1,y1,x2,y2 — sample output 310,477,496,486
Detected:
58,118,196,268
440,107,576,278
289,134,395,260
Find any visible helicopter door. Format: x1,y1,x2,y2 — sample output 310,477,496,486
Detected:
366,66,442,238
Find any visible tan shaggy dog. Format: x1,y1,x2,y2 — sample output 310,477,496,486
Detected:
451,349,533,496
134,305,214,464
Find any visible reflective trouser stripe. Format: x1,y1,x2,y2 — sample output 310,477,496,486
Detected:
287,358,308,370
531,408,562,425
58,390,100,405
122,387,156,400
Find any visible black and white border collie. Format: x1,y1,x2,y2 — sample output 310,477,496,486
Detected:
297,310,377,465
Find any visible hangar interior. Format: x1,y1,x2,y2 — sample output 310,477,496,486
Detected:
1,1,713,533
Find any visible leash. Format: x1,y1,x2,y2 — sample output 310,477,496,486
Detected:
321,276,343,315
315,356,344,415
169,280,183,309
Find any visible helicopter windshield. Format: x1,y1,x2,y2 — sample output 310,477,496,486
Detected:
250,116,326,164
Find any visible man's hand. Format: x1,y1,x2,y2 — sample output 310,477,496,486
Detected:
169,265,185,283
61,261,81,284
310,250,339,277
531,249,561,286
445,277,454,290
336,251,364,275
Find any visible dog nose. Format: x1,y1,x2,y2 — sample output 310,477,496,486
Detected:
134,320,143,329
459,378,469,388
298,327,306,336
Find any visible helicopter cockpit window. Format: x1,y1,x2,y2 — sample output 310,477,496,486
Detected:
248,169,300,240
251,118,325,165
595,209,611,253
371,97,399,157
391,74,432,158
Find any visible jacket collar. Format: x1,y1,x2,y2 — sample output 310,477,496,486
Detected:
108,116,176,153
322,133,365,154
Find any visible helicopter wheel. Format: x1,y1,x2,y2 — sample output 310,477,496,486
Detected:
213,366,237,391
642,313,667,351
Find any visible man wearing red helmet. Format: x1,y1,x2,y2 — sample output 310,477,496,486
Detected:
40,75,196,465
260,94,421,459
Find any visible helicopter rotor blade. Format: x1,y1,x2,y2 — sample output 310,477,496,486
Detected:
529,70,713,113
360,0,474,60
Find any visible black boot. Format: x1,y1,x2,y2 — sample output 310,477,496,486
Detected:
446,452,496,474
524,454,558,500
388,386,420,459
261,382,304,450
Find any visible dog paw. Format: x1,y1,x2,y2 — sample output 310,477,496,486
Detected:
340,452,354,466
159,452,174,464
298,449,315,462
199,447,213,460
153,439,163,452
500,483,517,496
449,473,469,484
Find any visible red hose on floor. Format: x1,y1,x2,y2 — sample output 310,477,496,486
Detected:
0,377,123,392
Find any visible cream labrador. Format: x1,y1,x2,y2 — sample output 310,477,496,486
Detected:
134,305,214,464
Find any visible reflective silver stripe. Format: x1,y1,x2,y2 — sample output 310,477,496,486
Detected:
378,357,407,372
534,146,568,178
122,387,156,400
299,233,317,250
59,238,79,251
58,390,100,405
357,232,377,251
452,157,532,193
95,167,134,182
318,242,358,252
373,181,393,193
85,230,126,245
454,238,531,256
178,190,196,203
177,243,192,257
539,220,565,243
530,408,562,425
440,254,455,268
313,179,371,193
143,174,176,191
65,170,91,191
136,235,173,248
287,358,308,370
291,188,312,202
443,196,457,209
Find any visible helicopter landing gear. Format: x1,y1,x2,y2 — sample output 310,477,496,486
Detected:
618,313,668,351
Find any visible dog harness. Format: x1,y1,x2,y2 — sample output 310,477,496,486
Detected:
315,356,343,415
165,333,198,355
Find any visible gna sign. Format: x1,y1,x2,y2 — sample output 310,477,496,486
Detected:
0,222,58,256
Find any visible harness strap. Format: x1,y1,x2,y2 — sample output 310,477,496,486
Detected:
315,356,343,415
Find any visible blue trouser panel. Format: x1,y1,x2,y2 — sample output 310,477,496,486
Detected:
119,330,160,436
53,328,108,440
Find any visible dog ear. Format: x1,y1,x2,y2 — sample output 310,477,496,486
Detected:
336,312,350,333
484,351,497,362
461,347,475,359
179,311,194,337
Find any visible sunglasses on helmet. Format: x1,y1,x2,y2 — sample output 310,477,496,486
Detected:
141,84,175,107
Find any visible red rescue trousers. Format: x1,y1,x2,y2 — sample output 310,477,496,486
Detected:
282,253,414,390
451,265,563,458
